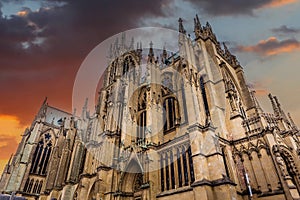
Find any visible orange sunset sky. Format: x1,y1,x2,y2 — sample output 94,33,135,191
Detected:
1,0,300,175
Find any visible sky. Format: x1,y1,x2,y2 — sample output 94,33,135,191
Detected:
0,0,300,174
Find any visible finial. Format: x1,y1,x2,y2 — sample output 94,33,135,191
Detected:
194,14,202,38
251,90,263,113
206,21,211,28
178,18,186,34
129,37,134,50
196,14,201,25
223,42,231,55
42,96,48,105
148,41,154,63
81,98,89,118
274,96,287,120
84,98,88,108
223,42,228,51
268,93,280,117
162,45,167,58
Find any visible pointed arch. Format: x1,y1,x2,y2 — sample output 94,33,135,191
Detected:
23,178,30,192
30,132,53,175
161,85,180,132
273,145,300,193
123,55,136,75
163,97,176,131
37,180,43,194
33,180,39,193
118,159,144,194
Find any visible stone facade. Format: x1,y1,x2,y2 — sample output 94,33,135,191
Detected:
1,16,300,200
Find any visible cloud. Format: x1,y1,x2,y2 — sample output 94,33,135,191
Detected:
271,25,300,35
0,0,176,124
183,0,297,16
234,37,300,56
0,114,27,174
263,0,297,7
0,136,18,160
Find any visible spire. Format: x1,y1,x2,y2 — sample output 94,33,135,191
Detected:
223,42,229,52
206,21,212,30
251,91,263,113
268,93,280,117
178,18,186,34
274,96,288,120
129,36,134,50
148,41,155,63
223,42,232,57
194,14,202,38
42,96,48,105
81,98,89,119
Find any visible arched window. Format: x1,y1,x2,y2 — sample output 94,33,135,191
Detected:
31,141,43,173
182,146,189,186
37,181,43,194
30,133,52,175
137,111,146,140
123,58,129,75
28,179,34,193
177,148,183,187
123,56,135,75
170,151,176,189
160,154,165,192
165,152,170,190
163,97,176,131
33,180,39,193
187,147,195,183
160,146,194,191
23,178,29,192
200,76,210,117
41,142,52,175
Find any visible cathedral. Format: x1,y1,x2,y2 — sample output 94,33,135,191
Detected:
1,15,300,200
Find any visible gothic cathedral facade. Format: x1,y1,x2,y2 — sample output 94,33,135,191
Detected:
1,16,300,200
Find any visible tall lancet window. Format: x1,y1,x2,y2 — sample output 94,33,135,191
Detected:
163,97,176,132
137,88,147,140
30,133,52,175
137,111,147,140
123,56,135,75
200,76,210,118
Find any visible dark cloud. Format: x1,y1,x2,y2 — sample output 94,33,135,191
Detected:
234,37,300,56
0,0,176,124
183,0,296,16
271,25,300,35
